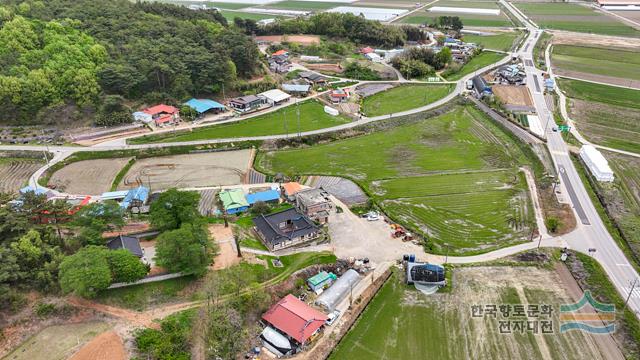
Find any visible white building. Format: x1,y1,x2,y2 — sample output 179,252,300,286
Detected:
259,89,291,106
364,52,382,62
580,145,614,182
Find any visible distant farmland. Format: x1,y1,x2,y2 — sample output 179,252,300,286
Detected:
514,2,640,37
400,0,514,27
463,31,521,52
257,105,536,255
552,45,640,86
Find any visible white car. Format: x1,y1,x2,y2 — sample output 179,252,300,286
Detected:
365,211,380,221
326,310,341,326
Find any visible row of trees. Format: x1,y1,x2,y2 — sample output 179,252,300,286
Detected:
0,0,262,125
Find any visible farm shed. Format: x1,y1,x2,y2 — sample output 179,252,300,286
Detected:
228,95,265,113
106,235,144,258
282,182,303,201
472,76,492,98
121,186,149,210
259,89,291,106
295,188,332,224
307,271,337,292
246,189,281,205
282,83,311,96
315,269,361,311
184,98,226,114
580,145,614,182
364,52,382,62
252,208,319,251
100,190,129,201
219,189,250,214
262,294,328,347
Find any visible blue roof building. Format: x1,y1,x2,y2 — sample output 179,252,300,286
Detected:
20,185,49,196
121,186,149,209
184,98,226,114
246,190,281,205
101,190,130,201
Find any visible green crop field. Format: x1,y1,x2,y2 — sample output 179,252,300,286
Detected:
257,105,536,255
515,2,640,37
463,31,521,52
361,84,454,117
330,268,604,360
444,51,506,81
262,1,344,10
552,45,640,81
558,78,640,153
129,100,350,144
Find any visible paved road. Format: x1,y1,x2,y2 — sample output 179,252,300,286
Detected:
502,0,640,317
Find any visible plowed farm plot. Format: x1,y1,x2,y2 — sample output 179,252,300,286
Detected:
49,157,131,195
117,150,252,191
0,158,42,194
330,267,611,360
493,85,533,107
257,105,536,255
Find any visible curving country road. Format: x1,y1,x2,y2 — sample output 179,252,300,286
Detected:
2,0,639,319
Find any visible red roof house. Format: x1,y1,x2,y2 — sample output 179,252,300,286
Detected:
329,88,350,103
272,49,289,56
360,47,374,54
262,294,328,345
143,104,180,127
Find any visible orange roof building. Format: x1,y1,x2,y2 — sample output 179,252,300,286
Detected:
282,182,303,200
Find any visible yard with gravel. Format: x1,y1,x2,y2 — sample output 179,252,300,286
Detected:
329,266,614,360
257,105,537,255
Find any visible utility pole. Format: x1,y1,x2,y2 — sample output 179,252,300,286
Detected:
624,278,638,311
537,234,543,251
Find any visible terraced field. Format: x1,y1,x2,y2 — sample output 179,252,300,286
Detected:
0,157,43,194
514,2,640,37
257,105,535,255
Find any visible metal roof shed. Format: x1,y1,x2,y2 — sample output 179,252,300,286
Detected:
184,98,226,113
315,269,361,311
580,145,614,182
219,189,249,214
260,89,291,105
246,189,280,205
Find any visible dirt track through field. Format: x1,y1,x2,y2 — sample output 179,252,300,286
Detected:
117,150,252,191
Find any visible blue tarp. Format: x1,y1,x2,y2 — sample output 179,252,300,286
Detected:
246,190,280,205
184,98,226,113
121,186,149,209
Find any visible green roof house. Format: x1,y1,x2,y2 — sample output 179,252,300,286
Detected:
219,189,249,214
307,271,337,292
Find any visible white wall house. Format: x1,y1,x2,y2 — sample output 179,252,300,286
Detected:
580,145,614,182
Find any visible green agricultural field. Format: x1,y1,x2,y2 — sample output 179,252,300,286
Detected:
130,100,350,144
559,78,640,153
444,51,506,81
401,0,513,27
330,267,606,360
463,31,521,52
257,105,536,255
262,0,344,10
361,84,454,117
552,45,640,81
515,2,640,37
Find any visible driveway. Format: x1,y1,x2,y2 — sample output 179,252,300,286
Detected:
327,196,424,264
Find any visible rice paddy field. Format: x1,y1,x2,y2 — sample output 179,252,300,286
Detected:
400,0,514,27
559,78,640,154
129,100,351,144
257,105,536,255
444,51,506,81
361,84,455,117
552,44,640,82
463,31,521,52
514,2,640,37
329,267,609,360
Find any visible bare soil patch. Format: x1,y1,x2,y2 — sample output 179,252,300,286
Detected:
304,62,344,74
0,158,42,194
208,224,241,270
118,150,252,191
493,85,534,106
255,35,320,45
50,158,130,195
555,70,640,89
551,30,640,50
68,330,126,360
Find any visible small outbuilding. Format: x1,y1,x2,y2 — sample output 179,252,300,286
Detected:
259,89,291,106
219,189,250,214
121,186,149,210
329,88,350,103
106,235,144,258
315,269,361,311
307,271,337,292
184,98,226,115
364,52,382,62
580,145,614,182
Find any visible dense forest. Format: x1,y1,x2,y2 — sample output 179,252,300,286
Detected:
0,0,261,125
